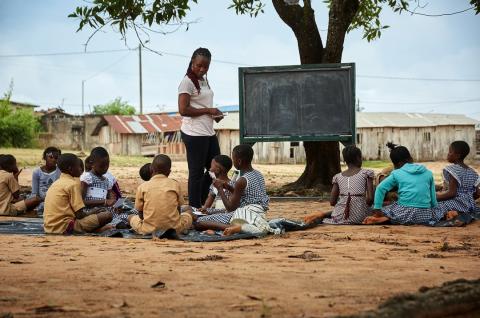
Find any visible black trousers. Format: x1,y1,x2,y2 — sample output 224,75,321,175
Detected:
181,131,220,208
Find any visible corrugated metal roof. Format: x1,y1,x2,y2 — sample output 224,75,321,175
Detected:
213,111,478,130
357,112,479,128
103,114,182,134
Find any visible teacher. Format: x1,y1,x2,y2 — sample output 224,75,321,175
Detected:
178,47,223,208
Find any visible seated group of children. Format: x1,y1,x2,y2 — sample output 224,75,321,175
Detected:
1,140,479,237
131,144,279,237
304,140,480,226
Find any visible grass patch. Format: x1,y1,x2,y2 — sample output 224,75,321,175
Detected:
0,147,152,168
362,160,391,169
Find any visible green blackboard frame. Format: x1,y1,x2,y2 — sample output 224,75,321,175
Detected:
238,63,356,144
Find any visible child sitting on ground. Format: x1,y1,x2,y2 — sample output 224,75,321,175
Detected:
31,146,61,216
0,154,41,215
303,145,374,225
44,153,112,234
194,155,236,226
196,145,280,236
85,155,122,200
433,141,480,217
139,163,152,181
363,142,440,225
80,149,116,210
128,154,196,235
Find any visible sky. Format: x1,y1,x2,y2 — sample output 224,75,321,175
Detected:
0,0,479,120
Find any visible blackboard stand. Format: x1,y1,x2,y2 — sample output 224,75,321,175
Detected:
239,63,356,146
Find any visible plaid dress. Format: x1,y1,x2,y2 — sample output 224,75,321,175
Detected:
432,164,480,218
196,182,234,224
80,171,132,226
324,169,374,225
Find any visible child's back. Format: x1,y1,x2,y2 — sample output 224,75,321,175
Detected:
378,163,436,209
130,155,192,235
239,169,269,210
324,169,374,225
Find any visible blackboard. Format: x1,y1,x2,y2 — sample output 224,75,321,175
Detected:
239,63,355,143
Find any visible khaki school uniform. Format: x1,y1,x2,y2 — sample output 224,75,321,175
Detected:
44,173,99,234
130,174,192,235
0,170,26,216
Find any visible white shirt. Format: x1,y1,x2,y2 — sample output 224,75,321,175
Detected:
178,76,215,136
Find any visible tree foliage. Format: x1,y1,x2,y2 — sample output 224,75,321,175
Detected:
0,82,40,148
93,97,136,115
70,0,479,46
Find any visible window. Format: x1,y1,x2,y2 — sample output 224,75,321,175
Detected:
290,142,299,147
357,133,362,144
423,132,431,142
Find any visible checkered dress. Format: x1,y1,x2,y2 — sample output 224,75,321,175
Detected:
324,169,374,225
432,164,480,218
239,170,269,210
381,202,440,225
196,181,235,224
80,172,131,225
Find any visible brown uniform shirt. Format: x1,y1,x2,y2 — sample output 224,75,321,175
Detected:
44,173,85,234
0,170,20,215
133,174,191,234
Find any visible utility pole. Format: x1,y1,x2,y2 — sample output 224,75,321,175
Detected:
81,80,85,114
138,44,143,114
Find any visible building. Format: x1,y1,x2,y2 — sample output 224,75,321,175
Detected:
356,112,478,161
0,100,39,113
91,114,184,157
37,108,104,150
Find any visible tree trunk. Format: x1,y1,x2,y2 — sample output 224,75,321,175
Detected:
272,0,359,191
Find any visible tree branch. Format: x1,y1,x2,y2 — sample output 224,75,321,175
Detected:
324,0,359,63
272,0,324,64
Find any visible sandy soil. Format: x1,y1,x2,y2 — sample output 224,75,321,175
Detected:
1,161,479,317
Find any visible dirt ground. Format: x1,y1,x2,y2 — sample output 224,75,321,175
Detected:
1,161,480,317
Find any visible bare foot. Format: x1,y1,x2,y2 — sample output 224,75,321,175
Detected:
445,210,459,220
203,229,216,235
363,216,390,225
303,212,324,224
223,225,242,236
95,224,114,233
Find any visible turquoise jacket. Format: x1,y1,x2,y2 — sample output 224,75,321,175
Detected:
374,163,438,209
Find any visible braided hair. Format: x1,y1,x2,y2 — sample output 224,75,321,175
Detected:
186,47,211,93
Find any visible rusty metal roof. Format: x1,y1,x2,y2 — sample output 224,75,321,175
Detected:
103,114,182,134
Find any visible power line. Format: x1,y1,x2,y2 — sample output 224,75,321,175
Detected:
357,75,480,82
84,51,133,81
405,6,474,17
0,49,133,58
361,98,480,105
2,48,480,82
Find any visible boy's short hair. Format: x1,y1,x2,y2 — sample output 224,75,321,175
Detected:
213,155,233,172
57,153,79,173
450,140,470,160
232,145,254,163
152,154,171,175
43,146,61,159
342,145,362,165
0,154,16,170
139,163,152,181
90,147,109,162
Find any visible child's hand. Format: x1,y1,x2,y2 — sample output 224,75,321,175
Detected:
212,179,224,189
198,207,207,213
13,168,23,180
